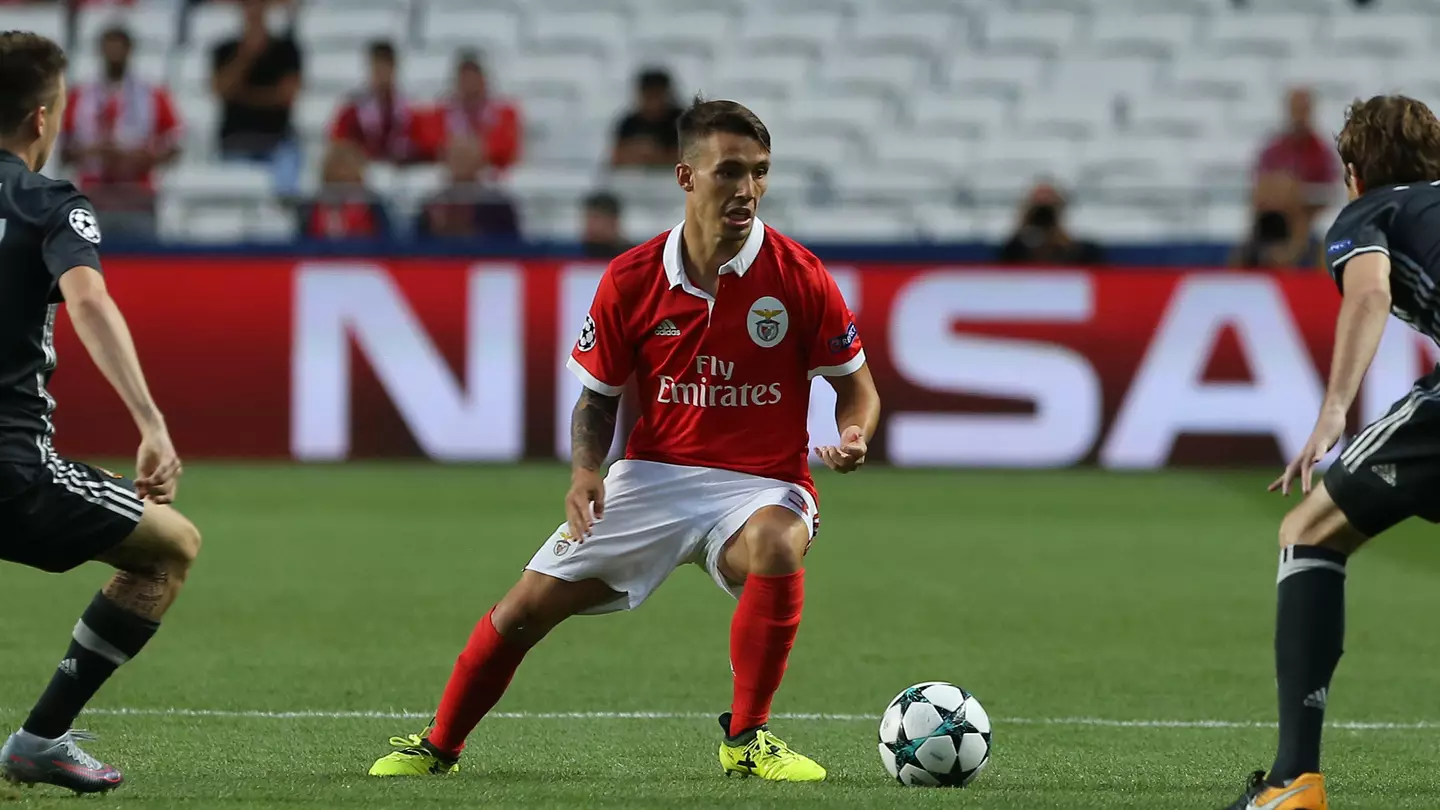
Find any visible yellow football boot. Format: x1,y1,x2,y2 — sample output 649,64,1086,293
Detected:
717,713,826,783
1224,771,1327,810
367,729,460,777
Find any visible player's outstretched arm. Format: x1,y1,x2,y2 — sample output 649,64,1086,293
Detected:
1273,252,1391,496
59,266,181,503
816,364,881,474
566,388,620,538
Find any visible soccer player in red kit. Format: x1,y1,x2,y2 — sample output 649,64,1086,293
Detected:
369,98,880,782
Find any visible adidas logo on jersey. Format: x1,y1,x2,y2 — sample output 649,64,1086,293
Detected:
1303,687,1328,710
1371,463,1397,486
58,658,78,679
653,319,681,337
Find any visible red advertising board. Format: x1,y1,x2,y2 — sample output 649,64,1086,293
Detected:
45,259,1440,467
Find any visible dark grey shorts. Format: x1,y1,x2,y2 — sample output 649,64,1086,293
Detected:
0,457,143,573
1326,366,1440,537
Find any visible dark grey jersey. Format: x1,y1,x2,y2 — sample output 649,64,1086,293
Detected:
0,150,104,468
1325,181,1440,344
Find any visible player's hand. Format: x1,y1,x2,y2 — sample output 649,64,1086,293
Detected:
1271,406,1347,497
135,427,183,504
565,468,605,540
815,426,868,474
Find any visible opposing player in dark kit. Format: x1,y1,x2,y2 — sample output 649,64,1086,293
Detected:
1224,95,1440,810
371,98,880,782
0,32,201,794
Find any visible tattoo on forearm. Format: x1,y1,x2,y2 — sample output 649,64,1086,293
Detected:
103,569,172,620
571,389,620,472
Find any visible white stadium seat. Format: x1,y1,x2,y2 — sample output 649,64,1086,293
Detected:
1276,57,1385,101
814,54,933,101
737,10,847,57
871,132,973,173
163,164,272,200
1049,57,1165,101
777,131,865,172
631,12,735,57
1206,13,1321,57
307,51,367,96
982,11,1082,56
1067,204,1187,242
1016,94,1114,139
831,166,956,206
778,96,897,140
946,55,1050,98
297,5,410,51
708,54,813,99
787,207,918,243
527,11,632,59
1087,14,1196,57
419,8,522,56
845,11,967,58
908,94,1012,139
1167,55,1278,101
1324,12,1434,58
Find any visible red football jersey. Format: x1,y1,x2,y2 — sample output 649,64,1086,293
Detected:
566,220,865,499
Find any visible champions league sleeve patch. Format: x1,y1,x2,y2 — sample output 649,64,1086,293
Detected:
68,208,102,245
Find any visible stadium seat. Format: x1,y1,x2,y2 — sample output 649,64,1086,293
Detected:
1167,55,1278,101
786,207,918,243
162,164,273,200
1016,94,1115,139
777,96,897,143
981,11,1082,56
870,132,973,174
1125,97,1229,139
182,205,255,243
831,166,956,207
1048,57,1165,102
297,5,411,51
737,9,847,57
813,54,933,105
946,55,1050,99
527,118,611,165
527,11,632,59
1086,13,1196,57
912,204,982,242
709,54,813,100
504,54,618,103
1206,13,1321,58
399,51,455,100
908,93,1012,139
1276,57,1383,102
1324,12,1434,58
418,7,522,55
969,137,1081,199
307,52,368,97
777,131,866,173
252,202,300,243
1066,204,1185,242
69,49,171,85
1199,202,1252,242
505,165,598,201
294,95,337,141
845,11,968,59
630,11,735,58
187,3,290,50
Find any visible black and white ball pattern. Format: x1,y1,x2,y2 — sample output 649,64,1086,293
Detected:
577,315,597,352
878,681,991,787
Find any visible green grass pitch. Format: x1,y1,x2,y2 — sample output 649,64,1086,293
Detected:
4,463,1440,808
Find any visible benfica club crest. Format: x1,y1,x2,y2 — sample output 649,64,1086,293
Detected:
747,296,788,348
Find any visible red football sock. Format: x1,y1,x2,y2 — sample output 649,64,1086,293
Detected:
428,609,528,756
728,570,805,737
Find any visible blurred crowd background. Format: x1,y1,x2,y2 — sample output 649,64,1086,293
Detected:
1,0,1426,267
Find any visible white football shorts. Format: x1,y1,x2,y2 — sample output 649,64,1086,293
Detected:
524,460,818,614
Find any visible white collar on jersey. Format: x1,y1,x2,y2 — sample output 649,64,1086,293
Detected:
661,217,767,289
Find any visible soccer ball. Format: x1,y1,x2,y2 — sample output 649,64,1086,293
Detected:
878,682,991,787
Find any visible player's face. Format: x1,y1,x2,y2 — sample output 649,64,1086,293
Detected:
679,132,769,243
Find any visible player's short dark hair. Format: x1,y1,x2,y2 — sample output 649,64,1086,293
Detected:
677,96,770,161
369,40,396,63
1337,95,1440,190
0,32,67,139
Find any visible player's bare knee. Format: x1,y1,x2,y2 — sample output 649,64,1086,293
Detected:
745,522,806,574
1277,506,1317,549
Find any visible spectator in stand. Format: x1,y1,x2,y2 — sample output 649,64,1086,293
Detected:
998,182,1104,266
416,138,520,240
296,142,391,240
1256,87,1339,224
62,25,181,237
418,51,520,174
610,68,683,168
1230,172,1322,271
329,40,420,164
211,0,302,194
580,191,630,258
